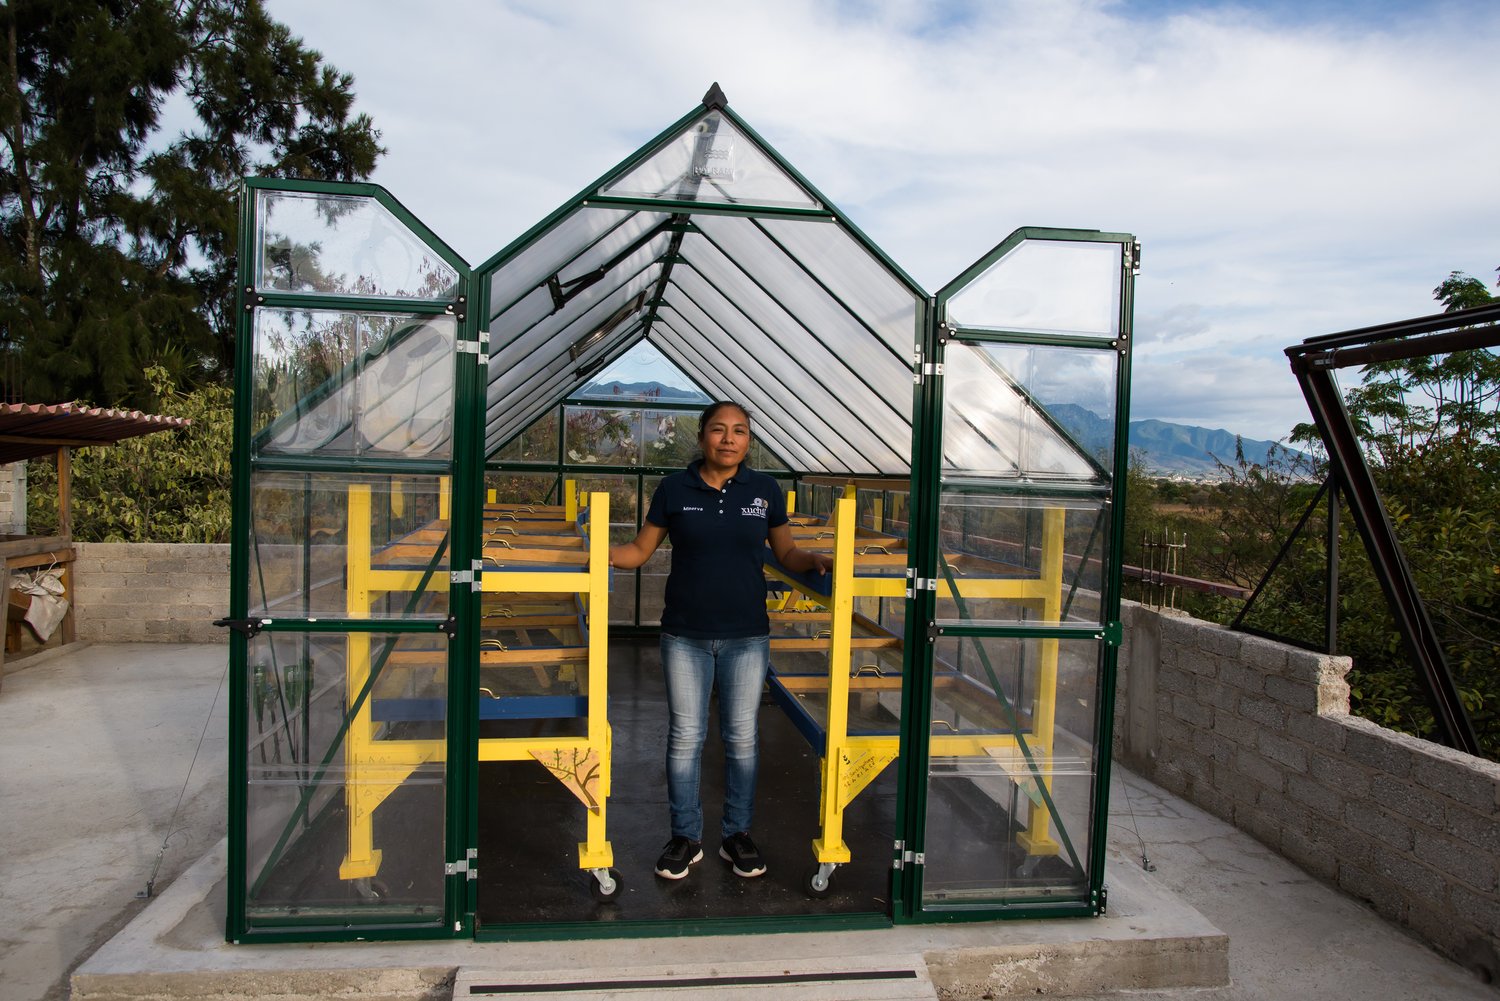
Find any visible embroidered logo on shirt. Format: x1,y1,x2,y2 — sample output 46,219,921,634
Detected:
741,496,769,518
681,505,704,512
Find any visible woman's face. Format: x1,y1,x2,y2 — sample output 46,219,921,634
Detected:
699,406,751,470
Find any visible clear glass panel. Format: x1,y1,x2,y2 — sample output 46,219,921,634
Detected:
247,472,450,620
599,113,821,210
494,409,559,464
576,341,711,405
922,635,1101,905
485,471,560,506
760,217,920,360
643,409,700,468
941,342,1100,481
252,308,455,459
244,630,446,923
934,491,1108,626
563,407,641,466
637,473,670,626
255,190,457,299
947,240,1120,338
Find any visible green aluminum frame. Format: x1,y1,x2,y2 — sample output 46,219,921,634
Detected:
228,177,479,943
227,91,1136,942
895,228,1137,922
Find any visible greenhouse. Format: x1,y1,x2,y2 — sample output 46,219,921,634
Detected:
224,85,1138,942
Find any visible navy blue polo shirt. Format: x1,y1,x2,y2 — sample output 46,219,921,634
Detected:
646,459,788,639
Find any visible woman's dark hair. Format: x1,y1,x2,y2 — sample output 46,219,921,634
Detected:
698,400,751,435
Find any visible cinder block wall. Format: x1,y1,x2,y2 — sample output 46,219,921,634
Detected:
1114,601,1500,979
71,542,229,643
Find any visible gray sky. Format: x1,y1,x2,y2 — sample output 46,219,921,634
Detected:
265,0,1500,443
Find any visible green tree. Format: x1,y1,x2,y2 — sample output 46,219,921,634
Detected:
1,0,383,407
1265,266,1500,756
27,365,233,542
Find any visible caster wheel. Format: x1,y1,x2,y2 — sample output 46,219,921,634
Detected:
354,877,389,901
803,864,834,899
589,867,623,903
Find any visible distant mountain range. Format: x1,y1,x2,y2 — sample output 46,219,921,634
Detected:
1048,403,1301,477
578,381,1294,477
578,379,708,403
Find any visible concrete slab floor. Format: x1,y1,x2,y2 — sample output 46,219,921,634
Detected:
0,642,1491,1000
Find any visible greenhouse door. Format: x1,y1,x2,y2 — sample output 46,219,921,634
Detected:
227,179,479,941
899,228,1137,921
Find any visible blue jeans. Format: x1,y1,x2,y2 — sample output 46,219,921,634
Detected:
660,632,771,842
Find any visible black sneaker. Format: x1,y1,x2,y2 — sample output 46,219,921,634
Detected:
718,831,767,878
654,836,703,880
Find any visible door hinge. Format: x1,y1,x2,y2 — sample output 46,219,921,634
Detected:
449,569,473,585
1127,241,1142,275
446,849,478,880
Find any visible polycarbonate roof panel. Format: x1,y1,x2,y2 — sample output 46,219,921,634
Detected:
476,100,936,475
690,214,912,419
759,216,919,358
649,318,828,473
599,112,822,210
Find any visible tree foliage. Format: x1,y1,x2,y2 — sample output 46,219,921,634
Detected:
1,0,384,407
1133,267,1500,758
27,365,233,542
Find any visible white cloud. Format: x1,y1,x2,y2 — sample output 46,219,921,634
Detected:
265,0,1500,443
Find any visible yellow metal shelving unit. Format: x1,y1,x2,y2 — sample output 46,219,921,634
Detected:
338,481,619,900
765,490,1070,896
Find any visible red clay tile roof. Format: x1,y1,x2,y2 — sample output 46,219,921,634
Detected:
0,402,191,465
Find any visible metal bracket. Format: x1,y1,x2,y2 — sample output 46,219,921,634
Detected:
925,622,944,642
1095,883,1109,914
922,362,943,377
937,322,954,346
213,617,266,638
437,615,458,638
449,570,474,585
1127,241,1142,275
444,294,467,322
444,858,478,880
242,290,265,313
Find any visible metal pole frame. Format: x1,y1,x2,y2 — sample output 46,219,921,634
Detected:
1283,303,1500,756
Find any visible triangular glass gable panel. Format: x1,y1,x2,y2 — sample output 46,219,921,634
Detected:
573,339,712,405
598,112,822,211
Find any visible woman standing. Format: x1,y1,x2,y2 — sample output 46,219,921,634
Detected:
609,401,832,880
